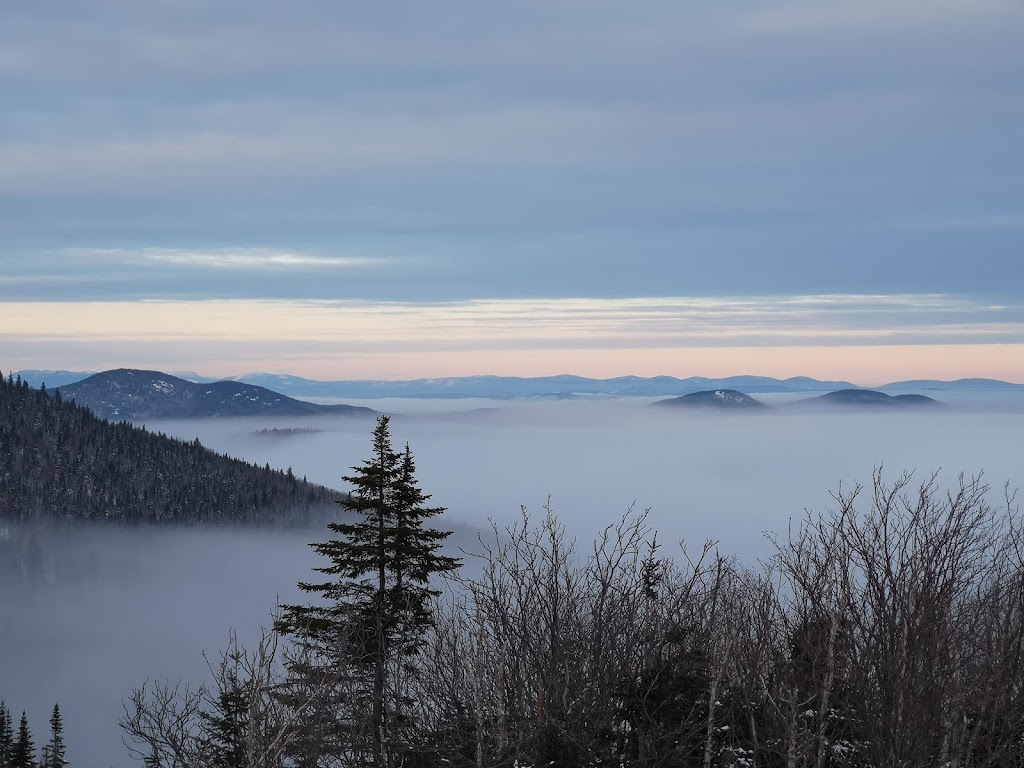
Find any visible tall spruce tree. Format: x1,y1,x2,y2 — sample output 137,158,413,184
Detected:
12,711,35,768
277,415,459,767
0,702,14,767
42,705,67,768
390,444,460,654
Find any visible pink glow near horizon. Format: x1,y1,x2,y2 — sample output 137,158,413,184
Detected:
4,296,1023,386
13,344,1020,388
234,345,1024,386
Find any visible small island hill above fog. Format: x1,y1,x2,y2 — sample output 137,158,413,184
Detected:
651,388,943,411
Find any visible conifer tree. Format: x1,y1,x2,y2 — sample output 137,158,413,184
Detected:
200,680,249,768
390,443,461,655
42,705,67,768
12,711,35,768
0,702,14,767
278,415,460,767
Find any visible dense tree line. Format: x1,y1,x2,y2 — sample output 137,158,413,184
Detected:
0,372,338,525
0,702,67,768
122,418,1024,767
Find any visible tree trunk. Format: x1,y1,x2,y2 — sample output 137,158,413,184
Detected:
814,612,840,768
375,455,388,768
703,676,719,768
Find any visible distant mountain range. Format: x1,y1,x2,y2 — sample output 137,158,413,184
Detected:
874,378,1024,392
16,369,99,389
16,369,1024,400
58,369,376,420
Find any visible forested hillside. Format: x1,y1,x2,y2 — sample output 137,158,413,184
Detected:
58,368,376,420
0,372,339,524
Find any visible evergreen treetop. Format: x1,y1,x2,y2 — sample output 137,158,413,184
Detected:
276,414,460,767
12,711,35,768
43,704,67,768
0,702,14,767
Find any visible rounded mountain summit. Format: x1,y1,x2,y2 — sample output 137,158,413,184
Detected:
653,389,768,410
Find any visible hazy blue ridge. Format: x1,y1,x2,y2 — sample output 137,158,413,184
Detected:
13,369,96,389
879,378,1024,392
17,369,1024,401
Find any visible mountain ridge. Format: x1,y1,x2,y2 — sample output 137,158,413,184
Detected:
653,389,769,410
58,369,376,420
0,372,342,525
16,369,1024,401
801,389,943,409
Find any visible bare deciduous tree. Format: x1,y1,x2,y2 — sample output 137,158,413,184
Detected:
123,470,1024,768
122,625,334,767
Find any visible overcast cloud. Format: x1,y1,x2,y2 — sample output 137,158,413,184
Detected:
2,0,1023,304
1,0,1023,382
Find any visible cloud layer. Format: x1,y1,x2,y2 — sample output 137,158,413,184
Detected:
2,1,1022,293
5,294,1023,382
1,1,1022,378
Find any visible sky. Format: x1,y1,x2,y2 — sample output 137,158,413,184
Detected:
2,0,1023,384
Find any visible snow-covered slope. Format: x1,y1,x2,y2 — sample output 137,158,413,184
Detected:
652,389,769,410
59,369,375,420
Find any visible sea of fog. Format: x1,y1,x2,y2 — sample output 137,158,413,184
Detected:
3,396,1023,767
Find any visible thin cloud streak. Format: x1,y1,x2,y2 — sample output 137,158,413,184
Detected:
3,294,1021,352
63,247,402,270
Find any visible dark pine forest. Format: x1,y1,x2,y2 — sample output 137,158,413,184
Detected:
0,372,338,525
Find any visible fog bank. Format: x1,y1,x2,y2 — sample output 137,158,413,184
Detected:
3,397,1022,766
150,397,1024,558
